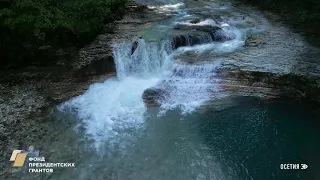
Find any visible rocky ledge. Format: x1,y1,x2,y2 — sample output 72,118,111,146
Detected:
142,64,320,108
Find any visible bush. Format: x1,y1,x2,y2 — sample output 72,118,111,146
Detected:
0,0,126,68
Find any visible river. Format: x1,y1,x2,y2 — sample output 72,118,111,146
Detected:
15,0,320,179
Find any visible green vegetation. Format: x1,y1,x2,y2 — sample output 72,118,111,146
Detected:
0,0,126,68
243,0,320,45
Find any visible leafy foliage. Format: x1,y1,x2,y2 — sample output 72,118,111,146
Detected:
0,0,126,67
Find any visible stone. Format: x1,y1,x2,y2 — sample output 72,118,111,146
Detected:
173,24,221,33
131,41,139,55
142,88,169,107
215,65,320,102
170,30,234,49
188,18,201,24
38,45,52,50
28,145,35,152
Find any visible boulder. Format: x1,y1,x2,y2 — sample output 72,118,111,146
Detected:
187,18,201,24
170,23,236,49
170,31,234,49
76,55,115,77
171,34,211,49
142,88,169,107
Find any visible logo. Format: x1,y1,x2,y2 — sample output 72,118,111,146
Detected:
10,146,76,173
9,150,28,167
301,164,308,170
280,163,309,170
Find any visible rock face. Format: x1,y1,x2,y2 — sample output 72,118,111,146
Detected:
171,35,210,49
170,32,234,49
75,41,115,77
169,21,236,49
142,64,320,107
215,66,320,102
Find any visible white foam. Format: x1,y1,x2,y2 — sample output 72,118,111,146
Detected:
178,18,230,28
60,39,171,148
160,3,184,10
148,3,184,13
60,11,247,148
156,26,245,115
157,61,223,115
173,27,245,55
113,39,172,79
61,77,160,149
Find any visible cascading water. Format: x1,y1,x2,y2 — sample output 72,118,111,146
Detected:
157,61,223,115
114,39,173,79
61,39,173,149
60,8,246,148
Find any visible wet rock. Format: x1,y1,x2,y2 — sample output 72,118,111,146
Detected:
245,36,266,47
142,88,169,107
131,41,139,55
170,30,234,49
76,54,115,77
170,31,214,49
187,18,201,24
170,23,235,49
141,62,320,107
73,33,116,77
215,66,320,102
171,35,196,49
173,24,221,33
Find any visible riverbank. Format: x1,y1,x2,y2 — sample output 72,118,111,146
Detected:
237,0,320,46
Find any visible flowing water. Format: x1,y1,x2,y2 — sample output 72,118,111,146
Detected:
15,0,320,179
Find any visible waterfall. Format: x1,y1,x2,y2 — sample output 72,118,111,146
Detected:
113,38,173,79
156,61,223,115
60,39,174,149
60,7,245,148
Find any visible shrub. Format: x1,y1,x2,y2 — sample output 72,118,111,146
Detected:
0,0,126,67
